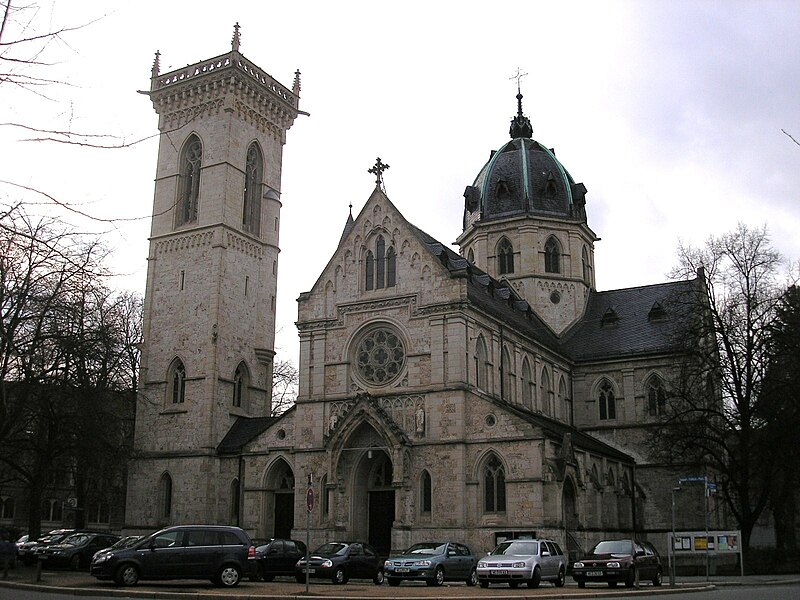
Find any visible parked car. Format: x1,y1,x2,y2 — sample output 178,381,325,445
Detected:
36,532,120,570
477,539,566,588
92,535,143,563
18,529,98,565
251,538,306,581
571,539,663,588
90,525,255,587
383,541,478,587
295,541,384,585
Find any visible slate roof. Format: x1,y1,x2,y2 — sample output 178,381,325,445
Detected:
216,415,280,454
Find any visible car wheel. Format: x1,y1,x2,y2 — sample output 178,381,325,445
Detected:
373,569,384,585
426,566,444,586
509,581,520,589
578,580,586,589
480,580,489,588
555,567,566,588
466,567,478,586
652,567,663,586
216,565,242,587
609,581,618,587
624,567,635,588
249,564,263,582
69,554,81,570
114,564,139,586
527,565,541,589
388,577,401,586
332,566,348,584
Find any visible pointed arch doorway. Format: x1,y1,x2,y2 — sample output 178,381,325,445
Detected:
351,449,394,555
263,458,295,539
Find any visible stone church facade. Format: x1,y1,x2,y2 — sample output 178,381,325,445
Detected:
126,31,713,559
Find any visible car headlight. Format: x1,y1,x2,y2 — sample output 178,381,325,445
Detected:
412,560,432,567
607,561,621,568
573,561,584,568
94,554,111,563
478,561,488,568
512,562,526,568
384,559,392,567
321,559,333,568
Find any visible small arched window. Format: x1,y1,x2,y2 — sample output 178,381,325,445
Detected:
521,357,534,410
540,368,552,415
475,335,489,391
467,248,475,263
1,496,15,519
544,236,561,274
582,246,591,284
501,346,515,403
483,454,506,513
176,134,202,227
365,251,375,290
158,473,172,520
376,236,386,288
647,375,667,416
242,142,263,235
232,362,249,409
598,379,616,420
386,247,396,287
497,238,514,275
230,478,240,523
420,470,432,514
169,359,186,404
559,376,571,423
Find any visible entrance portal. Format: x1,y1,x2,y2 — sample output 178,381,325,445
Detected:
369,490,395,554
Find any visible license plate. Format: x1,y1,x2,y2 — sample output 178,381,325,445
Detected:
586,570,603,576
303,568,316,574
395,568,410,573
491,569,508,575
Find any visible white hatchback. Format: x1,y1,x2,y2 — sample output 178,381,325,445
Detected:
477,539,567,588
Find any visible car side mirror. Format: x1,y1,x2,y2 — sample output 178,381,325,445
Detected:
542,550,550,557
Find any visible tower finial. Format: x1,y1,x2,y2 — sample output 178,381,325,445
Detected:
368,157,390,189
293,69,301,95
508,68,533,139
151,50,161,78
232,22,241,52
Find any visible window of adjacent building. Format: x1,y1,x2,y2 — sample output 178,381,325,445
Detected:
475,335,489,391
598,379,616,420
87,502,110,524
242,142,263,235
1,496,14,519
176,134,202,227
647,375,667,416
421,470,432,515
169,359,186,404
483,454,506,513
544,236,561,274
497,238,514,275
158,473,173,520
364,235,396,291
41,498,62,522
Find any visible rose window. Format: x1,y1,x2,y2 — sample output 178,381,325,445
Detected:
355,327,405,386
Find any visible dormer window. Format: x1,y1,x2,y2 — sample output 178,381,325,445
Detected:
648,301,666,322
601,307,619,328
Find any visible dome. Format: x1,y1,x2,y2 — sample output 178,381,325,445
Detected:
462,96,587,231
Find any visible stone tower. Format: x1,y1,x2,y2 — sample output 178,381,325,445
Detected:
456,90,597,334
125,25,303,530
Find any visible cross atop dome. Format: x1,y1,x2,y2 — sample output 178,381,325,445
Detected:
509,67,533,139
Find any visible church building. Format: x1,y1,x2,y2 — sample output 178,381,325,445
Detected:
126,30,708,559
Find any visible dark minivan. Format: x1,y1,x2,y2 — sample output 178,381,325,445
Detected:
90,525,254,587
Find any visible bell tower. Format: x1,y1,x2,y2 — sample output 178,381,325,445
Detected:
126,25,303,530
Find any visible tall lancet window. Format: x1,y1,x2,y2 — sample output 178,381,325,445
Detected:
365,235,397,291
365,251,375,290
242,142,263,235
497,238,514,275
176,134,202,227
376,235,386,288
544,236,561,274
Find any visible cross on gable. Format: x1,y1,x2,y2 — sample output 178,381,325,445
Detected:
368,157,390,186
510,67,528,93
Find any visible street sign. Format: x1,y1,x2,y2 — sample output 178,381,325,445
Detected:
306,487,315,512
678,476,706,484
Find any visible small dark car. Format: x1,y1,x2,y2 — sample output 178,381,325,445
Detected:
383,541,478,587
295,541,384,585
571,539,663,588
18,529,97,565
92,535,142,563
90,525,255,587
36,532,119,570
251,538,306,581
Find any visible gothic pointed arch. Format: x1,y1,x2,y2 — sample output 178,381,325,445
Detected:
242,141,264,235
230,477,241,523
596,378,617,421
559,376,570,423
544,235,562,274
521,356,535,410
262,456,295,539
167,357,186,404
158,472,173,522
176,133,202,227
474,335,489,391
497,237,514,275
501,345,515,403
477,451,507,514
540,367,552,415
420,469,432,516
645,373,667,416
581,245,591,284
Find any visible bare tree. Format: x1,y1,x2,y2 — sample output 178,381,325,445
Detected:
653,223,785,556
271,358,297,416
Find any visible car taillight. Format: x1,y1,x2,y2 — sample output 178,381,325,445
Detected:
248,545,256,558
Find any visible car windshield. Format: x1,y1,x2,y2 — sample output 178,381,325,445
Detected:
62,534,91,546
37,534,62,544
592,540,633,555
314,543,348,556
491,541,539,556
109,536,140,550
405,542,446,555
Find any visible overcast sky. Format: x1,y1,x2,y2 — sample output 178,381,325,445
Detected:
3,0,799,364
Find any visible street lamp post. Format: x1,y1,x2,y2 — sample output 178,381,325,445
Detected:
670,487,681,587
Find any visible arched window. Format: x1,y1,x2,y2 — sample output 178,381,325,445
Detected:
544,236,561,274
41,498,62,522
581,246,591,284
647,375,667,416
159,473,173,521
475,335,489,391
420,470,432,515
176,134,202,227
386,247,396,287
321,474,330,517
230,478,240,523
467,248,475,263
169,359,186,404
242,142,263,235
376,235,386,288
497,238,514,275
540,368,552,415
365,250,375,290
598,379,616,420
501,346,515,403
232,362,249,409
521,358,534,410
559,376,570,423
483,454,506,513
1,496,15,519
